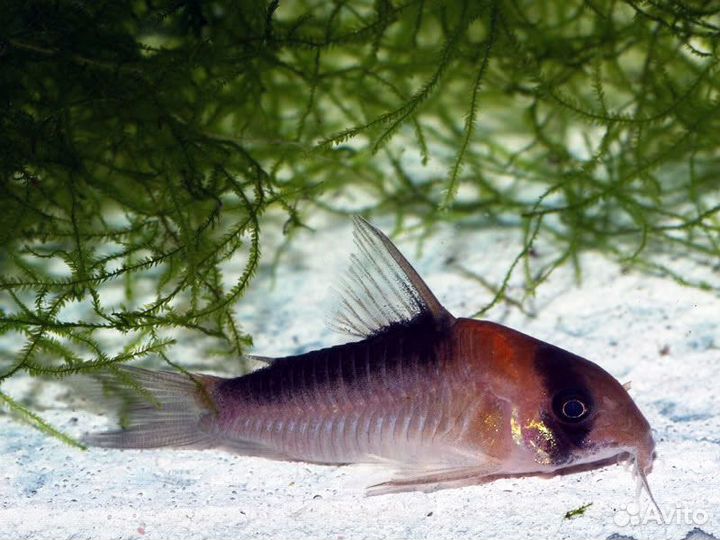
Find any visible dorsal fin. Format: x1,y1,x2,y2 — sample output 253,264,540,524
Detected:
329,216,454,338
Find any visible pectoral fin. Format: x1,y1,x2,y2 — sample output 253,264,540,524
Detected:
367,464,500,496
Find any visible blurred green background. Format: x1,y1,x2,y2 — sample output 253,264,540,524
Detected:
1,1,719,441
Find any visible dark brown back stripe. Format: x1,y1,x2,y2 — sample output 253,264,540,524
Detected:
221,312,450,407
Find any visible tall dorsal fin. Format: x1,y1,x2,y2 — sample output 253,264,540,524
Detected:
329,217,454,338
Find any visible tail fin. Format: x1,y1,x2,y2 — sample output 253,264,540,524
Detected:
84,366,222,449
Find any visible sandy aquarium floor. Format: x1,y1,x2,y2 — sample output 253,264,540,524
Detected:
1,216,719,540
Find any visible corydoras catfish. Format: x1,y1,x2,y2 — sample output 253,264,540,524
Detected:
87,217,657,499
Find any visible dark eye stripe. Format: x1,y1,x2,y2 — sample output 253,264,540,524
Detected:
534,344,595,462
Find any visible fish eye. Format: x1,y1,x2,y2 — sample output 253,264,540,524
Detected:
562,399,587,419
552,390,592,423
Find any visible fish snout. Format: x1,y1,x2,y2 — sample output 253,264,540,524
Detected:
586,408,656,472
635,429,656,475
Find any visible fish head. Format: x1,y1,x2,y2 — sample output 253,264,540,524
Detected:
525,343,656,477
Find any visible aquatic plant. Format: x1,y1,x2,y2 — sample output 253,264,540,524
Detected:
1,1,719,443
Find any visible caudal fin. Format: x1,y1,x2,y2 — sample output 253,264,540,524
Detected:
84,366,221,449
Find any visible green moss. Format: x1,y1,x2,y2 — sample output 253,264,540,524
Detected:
1,1,719,443
564,502,593,520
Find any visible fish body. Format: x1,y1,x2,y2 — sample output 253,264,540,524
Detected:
88,218,656,495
